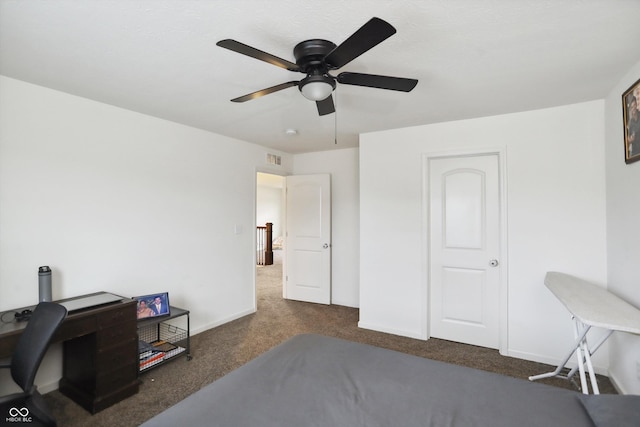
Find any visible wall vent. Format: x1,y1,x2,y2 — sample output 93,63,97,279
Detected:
266,153,282,166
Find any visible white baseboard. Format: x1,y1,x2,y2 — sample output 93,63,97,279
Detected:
506,348,608,376
358,321,426,340
190,308,256,336
330,299,358,309
40,380,60,395
606,369,627,394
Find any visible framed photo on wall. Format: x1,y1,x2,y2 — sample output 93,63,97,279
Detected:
622,78,640,164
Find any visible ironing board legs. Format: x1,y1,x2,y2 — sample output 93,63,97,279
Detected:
574,319,598,394
566,329,613,380
528,317,604,394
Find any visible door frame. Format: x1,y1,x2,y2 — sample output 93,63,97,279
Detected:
421,147,509,355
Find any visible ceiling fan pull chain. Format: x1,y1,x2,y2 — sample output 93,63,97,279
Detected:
334,86,338,145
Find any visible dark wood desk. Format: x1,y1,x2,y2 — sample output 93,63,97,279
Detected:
0,292,140,413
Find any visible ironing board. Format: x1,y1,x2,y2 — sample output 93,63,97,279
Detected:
529,272,640,394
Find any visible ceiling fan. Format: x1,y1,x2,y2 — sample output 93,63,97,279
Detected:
217,17,418,116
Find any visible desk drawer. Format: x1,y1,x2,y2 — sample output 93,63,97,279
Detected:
57,315,97,341
95,362,139,395
96,338,137,371
97,304,135,329
96,320,136,349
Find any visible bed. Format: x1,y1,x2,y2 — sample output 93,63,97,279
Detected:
140,334,640,427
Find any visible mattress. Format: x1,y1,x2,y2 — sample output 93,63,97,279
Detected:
141,334,639,427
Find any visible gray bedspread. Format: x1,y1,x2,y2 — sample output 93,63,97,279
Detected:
140,334,636,427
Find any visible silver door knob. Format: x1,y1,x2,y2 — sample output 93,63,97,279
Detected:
489,259,499,267
323,243,330,249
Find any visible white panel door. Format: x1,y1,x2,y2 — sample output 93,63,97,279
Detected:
429,154,501,349
284,174,331,304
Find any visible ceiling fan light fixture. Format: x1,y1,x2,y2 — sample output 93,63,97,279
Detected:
299,75,335,101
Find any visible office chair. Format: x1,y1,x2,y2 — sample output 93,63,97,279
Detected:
0,302,67,427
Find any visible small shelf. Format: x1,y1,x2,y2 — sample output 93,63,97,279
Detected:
137,306,191,372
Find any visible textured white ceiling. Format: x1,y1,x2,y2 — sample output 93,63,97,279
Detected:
1,0,639,154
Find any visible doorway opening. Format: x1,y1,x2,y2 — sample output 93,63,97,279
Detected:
256,172,285,308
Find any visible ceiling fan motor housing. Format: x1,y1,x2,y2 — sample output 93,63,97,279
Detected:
293,39,337,73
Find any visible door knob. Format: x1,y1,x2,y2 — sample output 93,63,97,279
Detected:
489,259,499,267
323,243,329,249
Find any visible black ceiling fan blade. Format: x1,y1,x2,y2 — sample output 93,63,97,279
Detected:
217,39,300,72
324,17,396,69
230,81,299,103
337,72,418,92
316,95,335,116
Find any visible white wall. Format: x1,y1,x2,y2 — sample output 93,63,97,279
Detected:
604,59,640,395
0,76,292,392
293,148,360,307
359,101,609,368
4,69,632,395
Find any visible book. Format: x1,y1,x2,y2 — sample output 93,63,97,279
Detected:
139,340,157,354
165,346,186,359
138,339,186,371
140,352,165,370
152,341,178,352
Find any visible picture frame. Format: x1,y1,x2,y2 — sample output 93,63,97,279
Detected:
622,77,640,164
134,292,170,320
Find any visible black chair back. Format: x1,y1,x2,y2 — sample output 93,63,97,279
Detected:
11,302,67,392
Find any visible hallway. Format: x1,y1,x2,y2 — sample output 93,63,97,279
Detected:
256,248,283,309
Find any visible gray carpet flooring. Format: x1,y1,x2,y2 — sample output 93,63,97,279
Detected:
44,250,616,426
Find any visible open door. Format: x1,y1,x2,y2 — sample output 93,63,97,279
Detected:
284,174,331,304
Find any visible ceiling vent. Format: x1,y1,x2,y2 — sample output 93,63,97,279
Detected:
266,153,282,166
